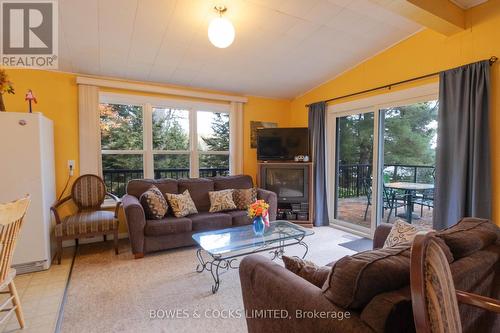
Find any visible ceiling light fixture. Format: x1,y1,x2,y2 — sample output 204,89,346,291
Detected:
208,5,235,48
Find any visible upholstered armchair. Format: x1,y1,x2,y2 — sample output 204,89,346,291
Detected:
51,174,121,264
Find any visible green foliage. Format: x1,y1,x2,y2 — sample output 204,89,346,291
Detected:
200,113,230,169
0,69,15,95
100,103,143,170
100,105,230,172
152,109,189,151
383,102,437,165
338,101,437,167
338,112,374,165
152,109,190,170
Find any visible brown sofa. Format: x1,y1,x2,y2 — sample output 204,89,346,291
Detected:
240,219,500,333
122,175,277,258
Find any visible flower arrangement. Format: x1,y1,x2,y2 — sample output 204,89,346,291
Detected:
0,69,15,112
248,200,270,227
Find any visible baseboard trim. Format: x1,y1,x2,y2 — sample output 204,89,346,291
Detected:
62,233,129,248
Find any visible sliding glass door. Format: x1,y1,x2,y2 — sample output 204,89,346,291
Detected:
380,100,438,228
327,86,438,237
332,110,378,235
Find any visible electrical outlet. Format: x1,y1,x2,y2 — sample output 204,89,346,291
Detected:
68,160,75,176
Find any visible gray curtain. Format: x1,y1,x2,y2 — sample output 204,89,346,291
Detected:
434,60,491,229
308,102,330,226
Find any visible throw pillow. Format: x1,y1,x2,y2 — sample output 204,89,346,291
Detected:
282,256,331,288
165,190,198,218
233,188,257,210
208,189,237,212
322,243,412,310
383,219,420,248
139,185,168,219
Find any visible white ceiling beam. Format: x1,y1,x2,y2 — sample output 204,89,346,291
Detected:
371,0,465,36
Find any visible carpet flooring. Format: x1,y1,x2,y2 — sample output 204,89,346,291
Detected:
60,226,357,333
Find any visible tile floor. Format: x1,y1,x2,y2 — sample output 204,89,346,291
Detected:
0,248,73,333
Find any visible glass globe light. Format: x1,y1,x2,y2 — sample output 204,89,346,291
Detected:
208,15,235,48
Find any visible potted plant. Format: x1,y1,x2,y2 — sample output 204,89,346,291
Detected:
0,69,15,112
248,200,270,235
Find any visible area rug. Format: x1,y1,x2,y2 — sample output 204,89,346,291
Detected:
60,227,355,333
338,238,373,252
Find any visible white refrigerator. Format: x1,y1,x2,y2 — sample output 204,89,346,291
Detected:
0,112,55,273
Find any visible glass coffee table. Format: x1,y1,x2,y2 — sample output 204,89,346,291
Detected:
192,220,314,293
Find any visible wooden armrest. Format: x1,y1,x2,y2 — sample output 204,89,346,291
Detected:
106,192,122,218
50,196,72,224
456,290,500,313
106,192,121,202
52,196,72,209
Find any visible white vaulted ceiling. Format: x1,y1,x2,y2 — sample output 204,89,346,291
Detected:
58,0,422,98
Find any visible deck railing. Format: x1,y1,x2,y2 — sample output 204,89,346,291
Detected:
103,168,229,197
338,164,435,198
103,164,433,198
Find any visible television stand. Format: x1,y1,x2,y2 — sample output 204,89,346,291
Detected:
257,162,314,228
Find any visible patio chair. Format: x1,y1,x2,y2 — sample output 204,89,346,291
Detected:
51,174,121,264
410,232,500,332
0,195,30,329
413,188,434,217
362,178,407,223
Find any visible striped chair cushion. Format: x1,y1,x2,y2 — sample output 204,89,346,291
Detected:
55,211,118,238
72,175,106,209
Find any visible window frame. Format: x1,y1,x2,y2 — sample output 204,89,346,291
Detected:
99,92,232,180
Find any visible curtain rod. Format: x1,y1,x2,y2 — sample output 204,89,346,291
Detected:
305,56,498,108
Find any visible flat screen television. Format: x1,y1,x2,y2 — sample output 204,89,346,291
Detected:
260,164,309,204
257,127,309,161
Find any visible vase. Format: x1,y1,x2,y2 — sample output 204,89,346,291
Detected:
252,216,265,235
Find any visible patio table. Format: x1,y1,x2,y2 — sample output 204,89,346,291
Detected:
384,182,434,224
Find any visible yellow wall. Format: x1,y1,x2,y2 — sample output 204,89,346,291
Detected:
2,69,290,232
3,69,80,196
290,0,500,225
5,0,500,230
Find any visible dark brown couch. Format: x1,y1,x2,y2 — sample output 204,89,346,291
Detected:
240,219,500,333
122,175,277,258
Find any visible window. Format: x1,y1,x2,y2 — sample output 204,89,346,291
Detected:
99,94,234,196
197,111,230,177
100,103,144,196
152,107,190,179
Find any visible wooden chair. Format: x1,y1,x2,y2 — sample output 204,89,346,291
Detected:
51,174,121,264
410,232,500,333
0,196,30,329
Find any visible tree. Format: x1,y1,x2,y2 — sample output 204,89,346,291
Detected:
338,101,437,166
152,109,189,171
337,101,438,189
100,104,190,175
100,103,143,170
200,113,230,171
383,102,437,165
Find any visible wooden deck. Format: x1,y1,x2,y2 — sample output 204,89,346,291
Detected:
336,197,433,229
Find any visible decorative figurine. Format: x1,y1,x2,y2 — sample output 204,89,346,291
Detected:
0,69,15,112
25,89,37,113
